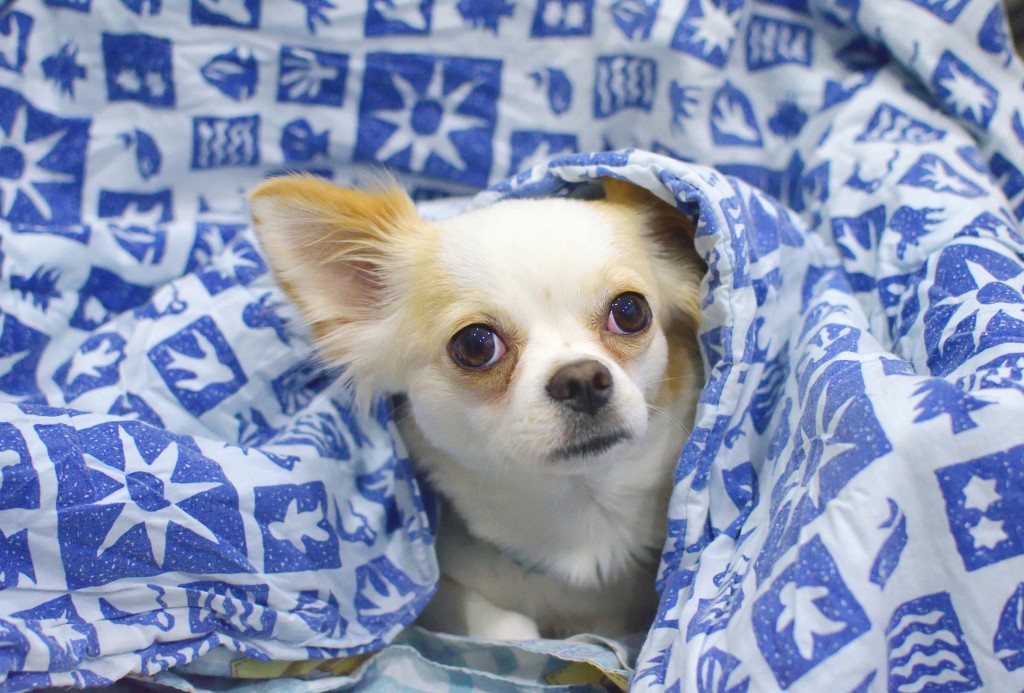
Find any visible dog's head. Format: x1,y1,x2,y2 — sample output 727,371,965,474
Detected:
250,176,703,473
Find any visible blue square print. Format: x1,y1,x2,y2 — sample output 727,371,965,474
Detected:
0,88,89,226
102,33,175,107
191,115,260,169
356,52,500,187
753,536,870,689
255,482,340,573
531,0,593,37
147,317,247,416
191,0,259,28
365,0,432,36
276,46,348,107
671,0,743,67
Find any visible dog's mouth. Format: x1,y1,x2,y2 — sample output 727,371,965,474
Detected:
551,431,631,461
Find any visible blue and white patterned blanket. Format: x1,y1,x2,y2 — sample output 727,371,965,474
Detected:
2,0,1024,691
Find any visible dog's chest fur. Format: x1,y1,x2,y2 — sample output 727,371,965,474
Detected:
398,401,687,635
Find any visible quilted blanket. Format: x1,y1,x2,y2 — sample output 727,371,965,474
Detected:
2,0,1024,691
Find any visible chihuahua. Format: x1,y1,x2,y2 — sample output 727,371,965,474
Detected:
249,175,704,640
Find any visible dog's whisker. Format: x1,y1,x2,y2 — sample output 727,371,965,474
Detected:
650,374,704,386
647,403,695,439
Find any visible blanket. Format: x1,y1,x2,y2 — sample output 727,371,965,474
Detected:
2,0,1024,691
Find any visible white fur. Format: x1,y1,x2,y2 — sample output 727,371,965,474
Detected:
250,177,702,640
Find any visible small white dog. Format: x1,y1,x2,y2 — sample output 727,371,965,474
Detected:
249,175,704,640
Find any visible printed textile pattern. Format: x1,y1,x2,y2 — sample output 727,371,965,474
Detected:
0,1,1023,692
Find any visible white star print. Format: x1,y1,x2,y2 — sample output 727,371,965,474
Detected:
94,427,221,566
372,61,486,173
962,475,1001,513
0,105,75,220
970,515,1008,550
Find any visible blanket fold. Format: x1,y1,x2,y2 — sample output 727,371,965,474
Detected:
1,1,1024,691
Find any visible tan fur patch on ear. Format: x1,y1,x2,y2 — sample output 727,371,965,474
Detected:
249,174,419,324
249,174,418,270
248,175,424,402
251,174,417,235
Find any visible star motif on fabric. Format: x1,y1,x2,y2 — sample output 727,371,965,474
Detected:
372,61,486,172
962,475,1001,513
93,427,221,566
932,257,1024,355
0,105,75,220
689,0,740,56
969,515,1008,550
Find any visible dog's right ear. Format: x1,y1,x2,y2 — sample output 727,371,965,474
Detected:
248,175,420,391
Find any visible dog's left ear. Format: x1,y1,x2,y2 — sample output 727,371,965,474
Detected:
601,178,703,326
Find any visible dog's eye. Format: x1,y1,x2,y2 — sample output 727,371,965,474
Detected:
449,324,507,369
607,292,651,335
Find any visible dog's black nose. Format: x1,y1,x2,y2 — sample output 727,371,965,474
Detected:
546,359,613,416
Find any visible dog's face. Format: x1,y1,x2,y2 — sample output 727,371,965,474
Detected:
250,176,703,474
